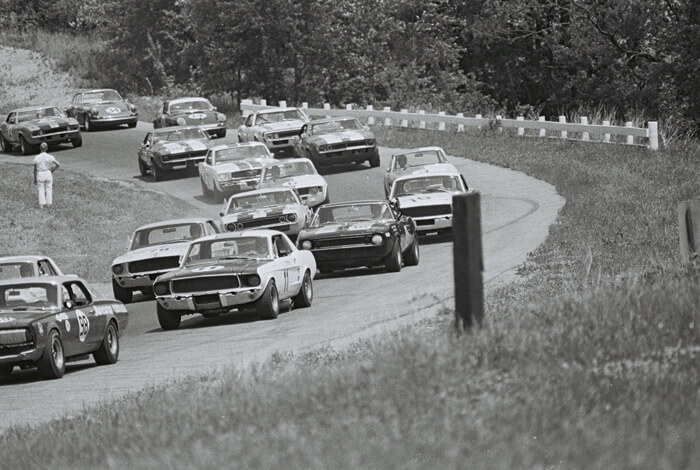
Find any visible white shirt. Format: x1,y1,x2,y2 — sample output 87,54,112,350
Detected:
33,152,58,172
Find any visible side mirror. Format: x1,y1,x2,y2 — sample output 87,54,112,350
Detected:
389,198,399,210
300,133,307,139
212,106,218,111
219,211,224,217
64,300,74,310
127,236,133,249
363,125,369,131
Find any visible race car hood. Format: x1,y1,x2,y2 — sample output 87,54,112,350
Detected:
390,163,458,179
307,130,373,146
21,116,77,131
171,109,219,125
112,242,191,266
159,258,270,281
301,220,393,239
274,174,326,190
222,204,299,223
153,139,210,156
396,192,456,209
0,310,56,328
213,158,268,175
259,120,305,132
89,101,134,118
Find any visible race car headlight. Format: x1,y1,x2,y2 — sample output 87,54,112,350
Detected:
129,104,137,112
318,145,328,152
371,234,383,245
262,133,273,142
301,240,313,250
161,154,171,162
309,187,319,195
279,215,288,223
177,117,186,126
217,173,231,181
286,213,297,223
70,124,79,130
217,113,226,122
226,223,237,232
366,139,375,146
153,282,170,296
241,274,261,287
91,107,99,116
112,264,124,275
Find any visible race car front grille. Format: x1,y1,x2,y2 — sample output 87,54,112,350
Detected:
240,216,288,229
129,256,180,274
273,130,301,139
401,205,452,218
164,150,208,162
326,141,369,151
40,126,70,135
230,169,261,180
0,329,31,346
313,236,368,248
171,275,239,294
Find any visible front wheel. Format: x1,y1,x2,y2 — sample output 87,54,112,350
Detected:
256,281,279,320
112,278,133,304
138,156,149,177
128,121,137,128
293,271,313,308
157,303,182,330
384,241,403,273
37,330,65,379
20,135,34,155
403,237,420,266
201,178,213,200
369,151,380,168
0,365,13,377
93,321,119,365
72,134,83,148
84,117,93,132
151,159,164,182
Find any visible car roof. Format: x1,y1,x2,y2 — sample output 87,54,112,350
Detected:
307,116,358,125
392,170,463,182
392,146,445,156
262,157,313,167
317,200,388,208
152,125,205,134
10,106,62,113
209,142,268,152
0,275,81,287
78,88,120,94
256,107,300,114
229,187,295,197
0,255,54,263
169,97,211,105
195,230,282,243
134,217,213,231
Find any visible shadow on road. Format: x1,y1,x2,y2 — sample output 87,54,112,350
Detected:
0,361,101,386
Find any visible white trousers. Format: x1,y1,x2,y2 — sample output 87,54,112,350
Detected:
37,170,53,206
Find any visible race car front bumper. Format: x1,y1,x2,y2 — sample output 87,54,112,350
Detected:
114,273,165,289
89,114,138,127
413,215,453,232
157,287,264,314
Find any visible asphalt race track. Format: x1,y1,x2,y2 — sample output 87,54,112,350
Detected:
0,123,564,430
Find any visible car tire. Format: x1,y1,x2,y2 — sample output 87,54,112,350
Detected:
292,270,313,308
112,278,133,304
157,303,182,330
138,156,149,177
256,281,279,320
151,159,164,182
128,121,137,128
85,117,93,132
200,178,213,200
213,185,225,204
0,365,13,377
0,133,11,153
20,135,34,155
37,330,66,379
72,134,83,148
403,237,420,266
369,151,380,168
93,321,119,365
384,241,403,273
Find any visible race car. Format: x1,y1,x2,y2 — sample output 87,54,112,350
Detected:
389,170,471,234
65,88,138,131
258,158,329,208
110,218,221,303
153,97,227,138
296,200,419,273
0,106,81,155
153,230,316,329
0,256,63,280
237,107,310,155
0,275,129,379
293,117,380,167
198,142,275,202
383,146,459,197
219,188,312,238
137,125,213,181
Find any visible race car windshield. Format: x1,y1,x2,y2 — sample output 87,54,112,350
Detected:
155,128,209,142
393,150,445,169
309,118,361,134
256,109,306,124
392,176,462,197
228,191,297,213
131,224,204,249
215,146,270,163
0,263,35,280
314,202,392,225
83,90,122,103
17,107,65,121
184,237,270,265
264,161,315,180
0,284,59,310
169,100,212,113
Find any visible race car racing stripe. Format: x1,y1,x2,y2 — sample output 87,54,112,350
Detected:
184,140,208,151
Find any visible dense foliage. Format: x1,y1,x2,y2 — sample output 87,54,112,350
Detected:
1,0,698,131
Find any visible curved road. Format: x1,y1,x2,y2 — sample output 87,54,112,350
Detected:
0,123,564,430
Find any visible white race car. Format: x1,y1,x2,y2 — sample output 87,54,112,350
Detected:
198,142,275,202
237,107,310,155
110,218,221,303
258,158,329,208
0,255,63,280
219,187,312,238
389,170,471,233
383,146,459,197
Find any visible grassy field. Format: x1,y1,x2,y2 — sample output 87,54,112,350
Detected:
1,127,699,468
0,163,199,282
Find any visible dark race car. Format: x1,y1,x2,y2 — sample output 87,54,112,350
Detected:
153,97,227,138
65,88,138,131
1,106,81,155
296,200,419,274
294,117,380,168
0,276,129,379
137,125,213,181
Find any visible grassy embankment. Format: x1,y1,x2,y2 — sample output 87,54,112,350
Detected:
1,122,699,468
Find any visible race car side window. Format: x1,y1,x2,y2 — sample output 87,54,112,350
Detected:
73,94,81,106
144,133,151,145
65,282,92,307
38,260,57,276
207,221,220,234
6,112,15,124
273,235,293,257
245,115,254,127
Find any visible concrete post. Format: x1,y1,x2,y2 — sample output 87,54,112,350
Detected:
648,121,659,151
559,116,567,139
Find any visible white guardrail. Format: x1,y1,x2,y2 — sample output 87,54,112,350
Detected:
241,98,659,151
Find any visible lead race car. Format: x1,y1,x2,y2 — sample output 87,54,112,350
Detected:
153,230,316,329
153,97,227,138
238,107,310,155
137,125,213,181
383,146,459,197
0,275,128,379
65,88,138,131
296,200,419,273
198,142,275,202
258,158,329,208
111,218,221,303
0,106,81,155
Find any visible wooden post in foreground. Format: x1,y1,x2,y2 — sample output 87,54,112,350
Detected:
453,191,484,329
678,200,700,263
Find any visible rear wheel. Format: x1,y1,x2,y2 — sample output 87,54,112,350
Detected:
37,330,65,379
384,241,403,272
157,303,182,330
0,133,11,152
93,321,119,365
112,278,133,304
292,271,313,308
403,237,420,266
72,134,82,148
256,281,279,320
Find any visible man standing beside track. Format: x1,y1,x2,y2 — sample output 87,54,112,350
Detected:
33,142,60,209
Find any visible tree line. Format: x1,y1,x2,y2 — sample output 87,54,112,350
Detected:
2,0,698,133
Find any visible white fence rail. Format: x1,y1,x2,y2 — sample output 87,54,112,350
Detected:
240,99,659,151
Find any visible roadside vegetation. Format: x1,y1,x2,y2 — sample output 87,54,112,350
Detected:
1,127,699,468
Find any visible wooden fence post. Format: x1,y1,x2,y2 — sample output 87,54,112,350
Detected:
241,99,253,118
626,122,634,145
603,120,611,142
648,121,659,150
453,191,484,329
383,107,391,126
418,110,426,129
678,200,700,263
260,99,267,107
323,103,331,118
457,113,465,132
559,116,567,139
517,116,525,136
279,100,287,108
496,115,503,133
539,116,546,137
475,114,482,130
438,111,446,131
367,105,375,125
581,116,589,141
401,109,409,128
